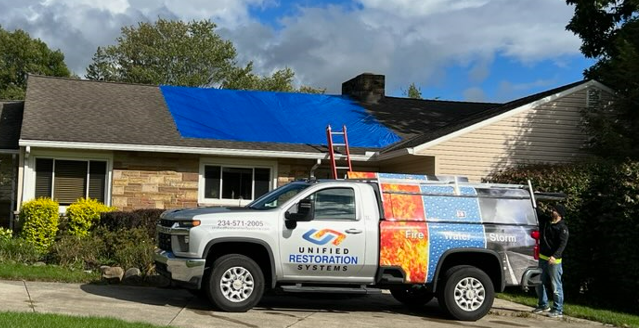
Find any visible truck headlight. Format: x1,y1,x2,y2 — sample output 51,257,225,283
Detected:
177,220,201,228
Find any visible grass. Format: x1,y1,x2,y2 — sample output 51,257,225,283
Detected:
0,311,168,328
0,262,100,283
499,291,639,328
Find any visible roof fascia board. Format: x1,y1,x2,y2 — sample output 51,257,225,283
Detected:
18,140,374,161
0,149,19,154
413,80,601,153
375,147,413,161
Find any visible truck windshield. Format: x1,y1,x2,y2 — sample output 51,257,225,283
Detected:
247,182,311,210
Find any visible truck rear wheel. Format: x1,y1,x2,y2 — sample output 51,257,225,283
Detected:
437,265,494,321
205,254,265,312
390,285,434,307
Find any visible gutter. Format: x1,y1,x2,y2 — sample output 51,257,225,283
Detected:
375,147,415,161
0,149,19,154
18,139,376,162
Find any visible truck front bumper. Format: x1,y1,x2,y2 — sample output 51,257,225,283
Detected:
521,267,542,291
154,249,206,289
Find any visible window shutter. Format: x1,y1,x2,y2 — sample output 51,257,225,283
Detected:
35,159,53,198
89,161,107,203
54,160,87,205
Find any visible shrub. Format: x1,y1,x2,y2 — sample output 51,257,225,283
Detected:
98,209,164,239
0,237,42,263
19,198,59,252
95,227,155,272
66,198,115,237
0,228,12,241
49,234,106,269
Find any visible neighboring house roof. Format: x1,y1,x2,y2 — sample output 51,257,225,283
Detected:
0,101,23,151
383,80,591,153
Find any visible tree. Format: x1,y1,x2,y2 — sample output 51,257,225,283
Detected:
87,19,323,93
566,1,639,159
403,83,423,99
0,26,71,100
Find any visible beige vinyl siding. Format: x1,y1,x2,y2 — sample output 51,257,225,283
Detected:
418,88,610,182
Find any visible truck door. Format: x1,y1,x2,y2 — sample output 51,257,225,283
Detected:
279,186,369,282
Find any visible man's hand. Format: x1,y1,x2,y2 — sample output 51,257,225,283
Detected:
549,256,557,264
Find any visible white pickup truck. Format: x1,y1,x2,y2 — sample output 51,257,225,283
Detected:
154,172,543,321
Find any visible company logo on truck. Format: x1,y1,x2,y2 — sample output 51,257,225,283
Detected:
302,229,346,246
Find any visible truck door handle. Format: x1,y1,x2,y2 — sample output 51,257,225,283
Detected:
345,229,363,234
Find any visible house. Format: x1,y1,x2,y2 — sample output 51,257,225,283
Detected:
0,73,613,227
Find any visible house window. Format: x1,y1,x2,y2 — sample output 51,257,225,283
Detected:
203,165,271,201
35,158,107,205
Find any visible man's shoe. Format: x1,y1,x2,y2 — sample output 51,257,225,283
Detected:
531,306,550,313
547,310,563,318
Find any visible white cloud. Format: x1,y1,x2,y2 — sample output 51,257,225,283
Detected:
0,0,582,94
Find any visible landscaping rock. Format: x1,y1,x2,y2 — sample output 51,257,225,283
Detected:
33,262,46,267
124,268,142,283
101,266,124,282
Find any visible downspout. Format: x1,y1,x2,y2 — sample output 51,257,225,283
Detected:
10,153,17,231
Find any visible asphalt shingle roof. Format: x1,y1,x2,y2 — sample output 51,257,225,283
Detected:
20,75,588,156
0,101,23,150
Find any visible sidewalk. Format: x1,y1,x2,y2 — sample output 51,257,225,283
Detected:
0,280,600,328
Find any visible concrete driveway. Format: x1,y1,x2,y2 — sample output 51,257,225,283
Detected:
0,280,599,328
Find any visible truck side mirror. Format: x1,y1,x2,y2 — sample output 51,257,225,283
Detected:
285,198,314,228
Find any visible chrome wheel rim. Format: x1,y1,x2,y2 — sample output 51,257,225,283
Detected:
220,266,254,303
454,277,485,312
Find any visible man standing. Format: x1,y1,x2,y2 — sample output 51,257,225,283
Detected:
532,204,569,318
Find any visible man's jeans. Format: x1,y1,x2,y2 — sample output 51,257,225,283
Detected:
536,259,564,313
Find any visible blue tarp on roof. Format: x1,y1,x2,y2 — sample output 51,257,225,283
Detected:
159,86,401,148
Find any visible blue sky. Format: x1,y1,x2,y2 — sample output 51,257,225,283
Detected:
0,0,591,103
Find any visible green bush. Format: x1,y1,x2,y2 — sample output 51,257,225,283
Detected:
488,160,639,313
94,227,155,272
19,198,59,252
49,234,106,270
66,198,114,237
0,237,42,263
0,228,12,241
98,209,163,240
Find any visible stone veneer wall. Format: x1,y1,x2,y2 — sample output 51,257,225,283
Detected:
276,159,380,186
112,152,199,210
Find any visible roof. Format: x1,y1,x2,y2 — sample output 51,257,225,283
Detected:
0,101,23,150
22,76,373,155
383,80,590,152
363,96,500,141
20,75,594,158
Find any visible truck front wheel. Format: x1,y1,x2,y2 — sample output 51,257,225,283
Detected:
205,254,265,312
437,265,494,321
390,285,434,307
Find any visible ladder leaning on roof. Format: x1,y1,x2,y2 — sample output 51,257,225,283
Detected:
326,125,353,179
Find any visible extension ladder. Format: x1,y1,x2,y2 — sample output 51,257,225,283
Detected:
326,125,353,179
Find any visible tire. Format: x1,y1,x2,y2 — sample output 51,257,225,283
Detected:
437,265,494,321
205,254,265,312
390,285,434,307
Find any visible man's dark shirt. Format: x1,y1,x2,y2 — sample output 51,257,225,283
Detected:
538,209,569,259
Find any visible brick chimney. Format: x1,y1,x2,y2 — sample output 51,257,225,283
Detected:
342,73,385,104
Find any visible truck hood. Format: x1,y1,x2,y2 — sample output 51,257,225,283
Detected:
161,207,263,220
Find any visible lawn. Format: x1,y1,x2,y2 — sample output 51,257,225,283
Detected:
0,312,168,328
499,291,639,328
0,262,100,283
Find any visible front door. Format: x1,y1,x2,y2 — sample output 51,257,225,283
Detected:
279,187,368,282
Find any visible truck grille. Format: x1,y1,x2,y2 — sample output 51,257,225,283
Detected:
158,232,172,251
159,219,174,227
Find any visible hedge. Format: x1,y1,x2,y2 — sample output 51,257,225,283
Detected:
19,198,59,252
